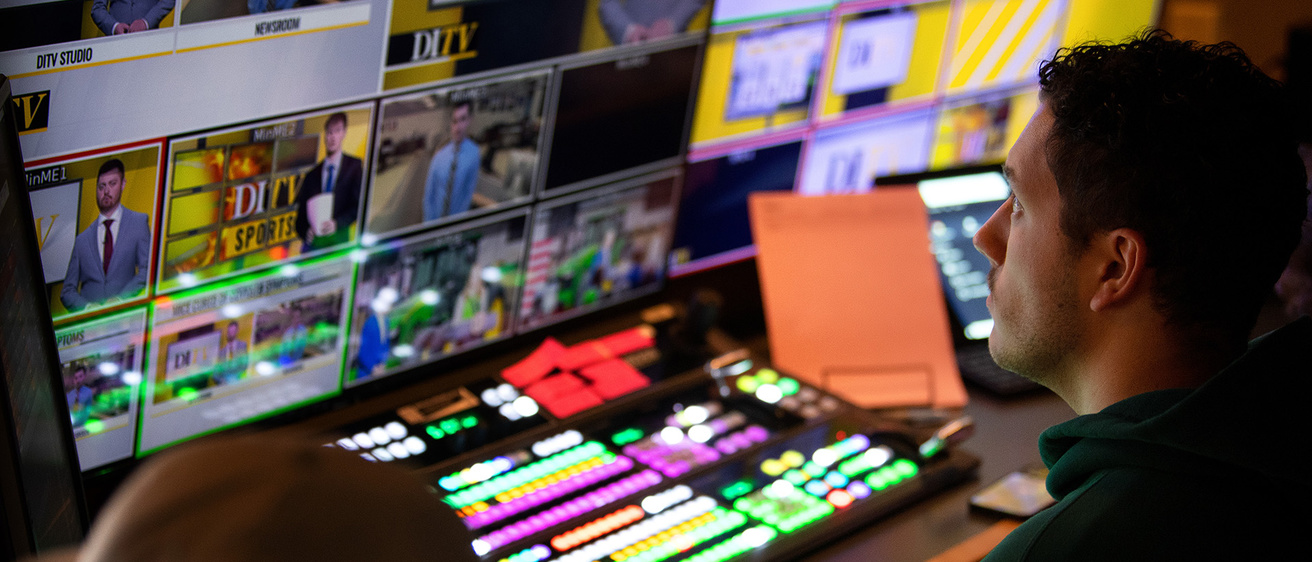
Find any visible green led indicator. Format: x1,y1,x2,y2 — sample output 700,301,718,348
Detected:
439,418,461,434
461,415,478,429
777,377,801,396
612,427,644,446
426,426,445,440
755,368,779,384
722,480,754,500
84,419,105,434
892,458,918,478
782,469,809,486
177,387,199,402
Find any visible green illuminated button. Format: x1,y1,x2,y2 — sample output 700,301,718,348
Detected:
722,480,754,500
777,377,801,396
756,368,779,384
892,458,919,478
783,469,809,486
612,427,644,446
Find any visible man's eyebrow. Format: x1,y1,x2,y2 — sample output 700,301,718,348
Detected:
1000,164,1016,187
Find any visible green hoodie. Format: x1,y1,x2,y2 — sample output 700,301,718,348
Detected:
984,317,1311,560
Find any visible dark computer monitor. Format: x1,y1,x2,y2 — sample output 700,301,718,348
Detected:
0,74,88,558
883,165,1009,341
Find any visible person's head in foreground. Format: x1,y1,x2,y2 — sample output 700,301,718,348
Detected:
974,28,1307,415
978,29,1309,561
68,434,478,562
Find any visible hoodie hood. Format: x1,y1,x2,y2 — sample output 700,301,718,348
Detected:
1038,316,1312,502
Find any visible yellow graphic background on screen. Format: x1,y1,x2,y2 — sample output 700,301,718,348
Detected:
1062,0,1158,44
945,0,1066,93
689,26,816,146
820,1,951,118
45,146,163,321
159,109,372,293
383,2,465,91
929,88,1036,169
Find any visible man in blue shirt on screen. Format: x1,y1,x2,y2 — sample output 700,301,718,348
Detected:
424,97,481,222
976,30,1308,560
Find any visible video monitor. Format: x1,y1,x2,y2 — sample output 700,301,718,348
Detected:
542,42,699,194
930,86,1037,170
942,0,1066,94
26,143,164,324
817,1,950,118
669,138,803,276
56,308,147,470
711,0,835,26
0,74,86,551
367,71,548,237
346,210,530,388
915,168,1009,340
138,255,352,454
159,104,374,294
690,17,827,145
798,108,935,194
518,172,678,331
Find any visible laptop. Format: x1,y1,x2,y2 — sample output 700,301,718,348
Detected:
883,165,1043,395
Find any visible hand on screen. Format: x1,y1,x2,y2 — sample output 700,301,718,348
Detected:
622,24,647,44
319,219,337,236
129,19,148,33
113,22,129,35
648,19,675,39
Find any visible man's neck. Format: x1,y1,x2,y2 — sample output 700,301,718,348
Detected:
100,205,121,220
1055,319,1232,414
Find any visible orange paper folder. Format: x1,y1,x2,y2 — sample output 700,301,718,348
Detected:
748,188,967,409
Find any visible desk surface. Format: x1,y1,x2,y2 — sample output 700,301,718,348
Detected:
805,386,1074,561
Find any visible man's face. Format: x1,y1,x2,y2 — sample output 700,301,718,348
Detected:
324,120,346,155
972,105,1086,385
97,169,125,214
450,104,471,144
72,368,86,387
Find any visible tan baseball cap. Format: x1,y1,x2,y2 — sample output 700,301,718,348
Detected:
74,434,478,562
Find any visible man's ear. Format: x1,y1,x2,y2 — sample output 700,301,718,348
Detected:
1089,228,1148,312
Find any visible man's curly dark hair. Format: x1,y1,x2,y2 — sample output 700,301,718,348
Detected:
1038,29,1308,352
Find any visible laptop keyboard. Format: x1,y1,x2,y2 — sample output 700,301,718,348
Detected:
955,345,1042,395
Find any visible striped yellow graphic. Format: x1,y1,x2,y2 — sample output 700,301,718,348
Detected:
947,0,1065,92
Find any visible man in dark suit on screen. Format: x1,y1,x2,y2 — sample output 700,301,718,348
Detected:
60,158,151,312
295,112,363,250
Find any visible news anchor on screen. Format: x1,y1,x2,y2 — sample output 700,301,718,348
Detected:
92,0,175,35
295,112,363,250
60,158,151,312
424,97,480,221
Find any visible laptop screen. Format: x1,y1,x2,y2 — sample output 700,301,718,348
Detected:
916,170,1010,341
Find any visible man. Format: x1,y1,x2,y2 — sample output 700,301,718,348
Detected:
598,0,706,44
977,31,1308,560
61,158,152,312
213,321,249,385
355,291,393,380
424,97,480,222
279,307,310,366
92,0,175,35
295,112,363,250
65,364,95,427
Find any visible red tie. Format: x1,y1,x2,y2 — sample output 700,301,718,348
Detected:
103,219,114,274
